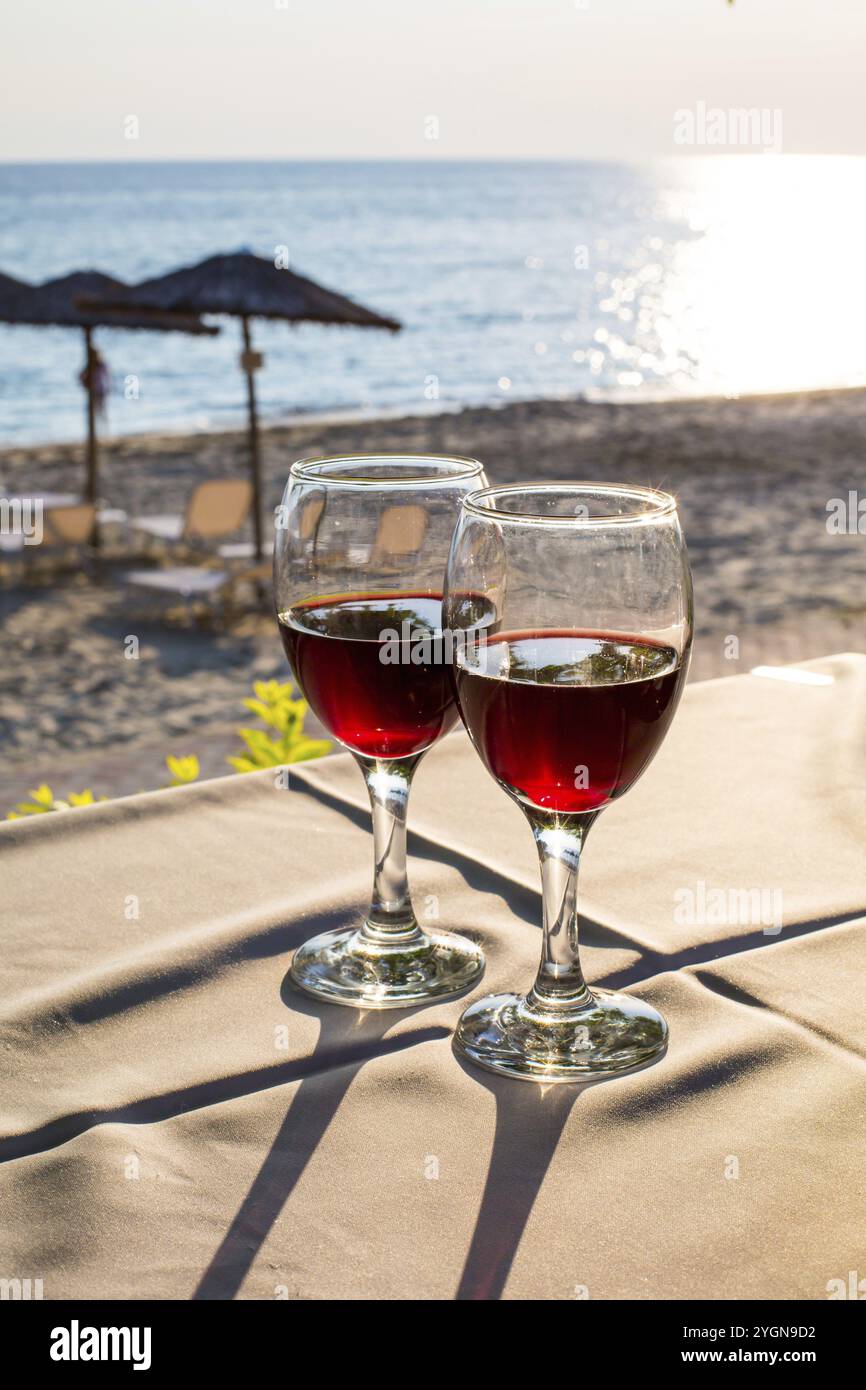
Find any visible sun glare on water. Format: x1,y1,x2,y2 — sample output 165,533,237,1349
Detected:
635,156,866,398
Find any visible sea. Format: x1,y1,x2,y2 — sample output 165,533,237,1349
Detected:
0,157,864,446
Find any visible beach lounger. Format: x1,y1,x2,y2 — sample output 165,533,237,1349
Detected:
369,503,429,571
0,500,103,582
130,478,253,551
217,538,274,561
121,559,271,620
42,502,98,547
276,501,427,576
0,495,89,549
298,495,326,542
97,506,129,538
1,500,97,553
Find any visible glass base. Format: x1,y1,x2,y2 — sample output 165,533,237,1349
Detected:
290,923,485,1009
454,987,668,1082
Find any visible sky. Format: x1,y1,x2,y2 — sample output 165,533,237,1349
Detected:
1,0,864,161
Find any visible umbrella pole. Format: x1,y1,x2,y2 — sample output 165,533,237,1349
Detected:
241,315,264,561
83,326,101,551
83,327,99,503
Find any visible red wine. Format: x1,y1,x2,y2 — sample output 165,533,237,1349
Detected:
454,630,685,813
279,592,460,760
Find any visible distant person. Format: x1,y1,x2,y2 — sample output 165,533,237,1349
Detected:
79,346,110,419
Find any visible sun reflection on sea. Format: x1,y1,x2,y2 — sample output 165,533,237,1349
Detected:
588,155,866,398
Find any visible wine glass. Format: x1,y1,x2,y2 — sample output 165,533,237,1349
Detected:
274,454,490,1008
444,482,693,1080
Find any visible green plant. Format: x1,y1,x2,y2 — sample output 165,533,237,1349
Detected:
227,679,330,773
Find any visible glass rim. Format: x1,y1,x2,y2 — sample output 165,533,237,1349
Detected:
290,453,486,487
461,481,679,526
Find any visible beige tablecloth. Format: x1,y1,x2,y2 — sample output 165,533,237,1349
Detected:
1,655,864,1301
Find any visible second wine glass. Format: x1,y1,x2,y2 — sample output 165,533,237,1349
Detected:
444,482,693,1081
274,453,489,1008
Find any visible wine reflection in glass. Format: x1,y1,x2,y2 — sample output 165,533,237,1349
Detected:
274,454,490,1009
444,482,693,1081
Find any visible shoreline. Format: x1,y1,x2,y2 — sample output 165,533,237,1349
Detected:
4,380,866,457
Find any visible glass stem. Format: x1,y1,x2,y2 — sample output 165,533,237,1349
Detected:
524,809,599,1012
355,753,424,943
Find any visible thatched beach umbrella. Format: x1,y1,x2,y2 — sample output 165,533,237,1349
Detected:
0,270,29,302
82,251,401,558
0,269,217,510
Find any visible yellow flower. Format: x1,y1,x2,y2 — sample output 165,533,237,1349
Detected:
6,784,110,817
7,784,57,817
67,790,107,807
165,755,200,786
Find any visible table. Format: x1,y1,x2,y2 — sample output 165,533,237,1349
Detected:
1,655,863,1300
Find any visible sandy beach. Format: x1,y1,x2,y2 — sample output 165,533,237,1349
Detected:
2,386,864,809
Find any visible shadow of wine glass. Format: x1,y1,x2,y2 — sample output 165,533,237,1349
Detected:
454,1038,668,1301
454,1063,584,1301
193,975,450,1300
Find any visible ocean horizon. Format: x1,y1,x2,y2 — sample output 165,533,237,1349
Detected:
2,156,864,447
